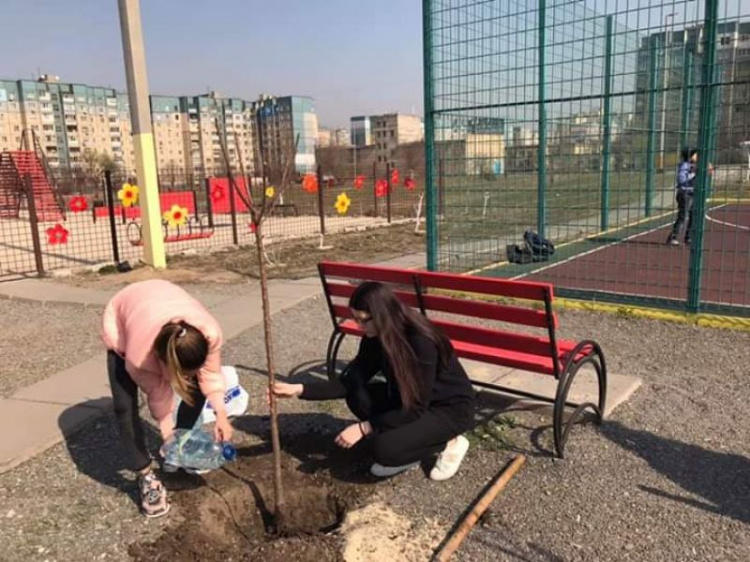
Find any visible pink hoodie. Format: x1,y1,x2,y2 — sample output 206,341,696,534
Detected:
101,279,224,423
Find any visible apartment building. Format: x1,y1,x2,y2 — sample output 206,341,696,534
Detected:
0,76,255,179
254,95,318,175
369,113,423,165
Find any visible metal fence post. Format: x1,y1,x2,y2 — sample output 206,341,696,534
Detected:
423,0,438,270
386,162,392,224
438,156,444,218
680,49,694,149
317,164,326,235
645,37,658,217
228,175,238,245
372,161,379,218
687,0,720,313
536,0,547,239
600,15,614,231
204,177,214,228
104,171,121,265
24,174,45,275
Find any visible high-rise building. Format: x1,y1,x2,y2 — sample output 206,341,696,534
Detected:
254,95,318,176
369,113,424,165
350,115,372,147
0,77,256,181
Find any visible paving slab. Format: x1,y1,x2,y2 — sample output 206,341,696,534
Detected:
461,359,641,418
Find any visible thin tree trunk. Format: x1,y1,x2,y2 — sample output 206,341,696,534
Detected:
254,219,285,526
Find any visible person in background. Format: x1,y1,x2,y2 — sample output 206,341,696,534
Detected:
101,279,233,518
272,281,475,480
667,147,713,246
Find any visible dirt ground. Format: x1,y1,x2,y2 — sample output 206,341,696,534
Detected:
51,222,425,291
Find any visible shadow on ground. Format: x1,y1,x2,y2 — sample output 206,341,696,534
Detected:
603,420,750,525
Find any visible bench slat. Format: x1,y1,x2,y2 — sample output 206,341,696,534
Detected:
417,270,551,302
320,261,417,286
432,319,555,359
421,293,553,328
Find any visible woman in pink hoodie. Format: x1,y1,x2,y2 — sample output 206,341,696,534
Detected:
101,279,233,518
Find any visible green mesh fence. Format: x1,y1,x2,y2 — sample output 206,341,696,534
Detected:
424,0,750,316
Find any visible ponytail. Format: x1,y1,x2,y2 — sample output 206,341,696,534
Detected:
153,322,209,406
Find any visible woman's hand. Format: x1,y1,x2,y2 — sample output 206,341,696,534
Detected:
267,382,304,404
335,422,368,449
214,413,233,442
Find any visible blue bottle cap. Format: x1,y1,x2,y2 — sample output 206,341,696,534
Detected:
222,443,237,461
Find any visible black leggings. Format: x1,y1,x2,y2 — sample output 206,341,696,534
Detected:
346,381,473,467
671,191,694,240
107,350,205,471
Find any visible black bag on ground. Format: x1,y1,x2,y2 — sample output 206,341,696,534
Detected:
523,230,555,262
506,244,534,264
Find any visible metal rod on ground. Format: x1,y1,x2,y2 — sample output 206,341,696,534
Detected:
24,174,44,276
104,171,121,265
435,456,526,561
317,164,325,235
433,455,526,562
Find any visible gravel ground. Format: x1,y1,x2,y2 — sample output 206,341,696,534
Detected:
1,294,749,561
0,299,104,397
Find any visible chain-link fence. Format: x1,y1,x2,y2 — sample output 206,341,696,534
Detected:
424,0,750,317
0,159,424,277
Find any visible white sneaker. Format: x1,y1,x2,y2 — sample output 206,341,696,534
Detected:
370,461,420,478
430,435,470,481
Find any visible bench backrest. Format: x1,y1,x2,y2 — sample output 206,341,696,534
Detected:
318,262,561,376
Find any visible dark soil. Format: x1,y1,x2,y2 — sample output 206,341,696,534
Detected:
128,435,372,562
167,223,425,279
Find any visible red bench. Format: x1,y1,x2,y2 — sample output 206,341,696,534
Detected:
317,261,607,458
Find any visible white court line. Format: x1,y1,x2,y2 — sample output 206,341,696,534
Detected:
510,203,749,281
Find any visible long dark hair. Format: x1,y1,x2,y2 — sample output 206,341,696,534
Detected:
681,147,698,162
349,281,453,410
153,321,209,406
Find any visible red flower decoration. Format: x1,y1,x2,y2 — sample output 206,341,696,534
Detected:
68,195,88,213
353,175,365,190
248,222,256,233
375,179,388,198
302,174,318,193
210,185,226,204
46,223,69,245
390,168,400,185
404,178,416,191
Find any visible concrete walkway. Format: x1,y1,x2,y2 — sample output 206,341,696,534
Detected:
0,253,426,474
0,251,641,474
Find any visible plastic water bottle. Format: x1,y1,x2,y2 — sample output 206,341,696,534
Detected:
163,428,236,471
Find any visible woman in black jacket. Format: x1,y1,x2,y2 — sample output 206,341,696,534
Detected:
272,281,475,480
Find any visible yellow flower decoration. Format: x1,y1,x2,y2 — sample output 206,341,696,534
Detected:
117,183,139,208
265,186,275,199
334,192,351,215
163,204,189,228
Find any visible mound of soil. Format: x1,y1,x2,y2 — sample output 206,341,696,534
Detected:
129,442,370,562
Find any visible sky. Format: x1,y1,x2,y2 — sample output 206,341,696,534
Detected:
0,0,424,128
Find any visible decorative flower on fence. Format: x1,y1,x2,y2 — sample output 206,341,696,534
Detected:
118,183,139,208
265,186,275,199
334,192,351,215
404,178,416,191
248,222,257,234
163,204,189,228
353,175,365,190
375,179,388,198
391,168,400,185
302,174,318,193
46,223,69,245
68,196,88,213
210,184,226,204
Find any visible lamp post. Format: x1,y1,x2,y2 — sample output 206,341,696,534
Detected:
659,12,676,171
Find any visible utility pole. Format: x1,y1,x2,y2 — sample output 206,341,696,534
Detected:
117,0,165,268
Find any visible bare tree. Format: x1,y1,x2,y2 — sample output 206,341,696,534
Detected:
216,116,298,529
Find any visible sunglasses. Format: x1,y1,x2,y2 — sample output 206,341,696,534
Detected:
354,315,373,326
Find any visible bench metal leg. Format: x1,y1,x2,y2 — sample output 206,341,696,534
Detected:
553,340,607,459
325,330,346,381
